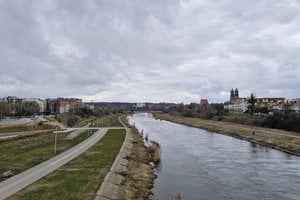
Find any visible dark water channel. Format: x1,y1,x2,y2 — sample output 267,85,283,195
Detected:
128,113,300,200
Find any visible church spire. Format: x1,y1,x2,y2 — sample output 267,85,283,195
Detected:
235,88,239,97
230,88,235,97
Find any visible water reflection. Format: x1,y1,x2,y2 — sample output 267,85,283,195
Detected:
128,113,300,200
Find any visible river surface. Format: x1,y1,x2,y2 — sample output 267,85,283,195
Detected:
128,113,300,200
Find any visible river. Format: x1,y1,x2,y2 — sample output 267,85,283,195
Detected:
128,113,300,200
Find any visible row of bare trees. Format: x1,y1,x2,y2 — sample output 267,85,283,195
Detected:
0,101,40,118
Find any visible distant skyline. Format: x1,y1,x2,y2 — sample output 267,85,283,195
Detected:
1,0,300,103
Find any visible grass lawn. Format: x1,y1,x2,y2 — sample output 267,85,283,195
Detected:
9,129,125,200
91,114,123,127
74,117,96,128
0,130,95,182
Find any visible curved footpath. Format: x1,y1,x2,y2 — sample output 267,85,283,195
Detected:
0,128,108,200
65,122,91,140
94,122,133,200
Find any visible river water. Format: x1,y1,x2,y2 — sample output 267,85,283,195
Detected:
128,113,300,200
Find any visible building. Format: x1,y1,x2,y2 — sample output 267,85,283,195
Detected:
230,88,240,103
45,98,82,114
23,98,46,114
56,98,82,114
200,99,209,106
225,98,248,113
224,88,248,113
256,98,285,110
135,103,146,108
45,98,58,114
84,102,96,110
1,96,23,104
287,99,300,112
224,88,294,113
1,96,24,115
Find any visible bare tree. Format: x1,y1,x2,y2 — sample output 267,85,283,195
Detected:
0,102,11,119
247,93,257,115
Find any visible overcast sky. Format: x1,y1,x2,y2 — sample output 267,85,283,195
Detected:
1,0,300,103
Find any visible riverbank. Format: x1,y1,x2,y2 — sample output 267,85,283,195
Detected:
119,116,156,200
153,113,300,156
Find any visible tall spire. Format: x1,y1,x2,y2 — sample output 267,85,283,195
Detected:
235,88,239,97
230,88,235,97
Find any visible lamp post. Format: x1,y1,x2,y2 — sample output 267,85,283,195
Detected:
54,126,58,154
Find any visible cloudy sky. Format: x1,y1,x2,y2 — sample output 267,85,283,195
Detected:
1,0,300,103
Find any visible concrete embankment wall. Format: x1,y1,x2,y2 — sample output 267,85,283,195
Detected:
94,128,133,200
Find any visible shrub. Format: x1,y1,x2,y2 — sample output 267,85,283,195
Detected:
67,115,80,127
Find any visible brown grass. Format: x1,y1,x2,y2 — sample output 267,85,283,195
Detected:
0,124,53,133
154,113,300,156
119,116,156,200
149,141,161,164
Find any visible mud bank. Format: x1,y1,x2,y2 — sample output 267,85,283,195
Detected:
120,116,156,200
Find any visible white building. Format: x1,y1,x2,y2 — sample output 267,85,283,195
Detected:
287,99,300,112
23,98,46,113
84,103,95,110
136,103,146,108
224,98,248,113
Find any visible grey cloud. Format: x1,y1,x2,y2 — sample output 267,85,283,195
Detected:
0,0,300,103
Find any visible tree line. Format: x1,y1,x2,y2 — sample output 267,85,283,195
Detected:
160,94,300,133
0,101,40,118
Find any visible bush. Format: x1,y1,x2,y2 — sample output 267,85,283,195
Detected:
217,116,224,121
67,115,80,127
182,110,192,117
261,112,300,132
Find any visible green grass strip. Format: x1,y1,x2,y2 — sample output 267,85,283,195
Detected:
10,129,125,200
0,130,95,182
91,115,123,127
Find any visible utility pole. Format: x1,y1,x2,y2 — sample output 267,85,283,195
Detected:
54,126,58,154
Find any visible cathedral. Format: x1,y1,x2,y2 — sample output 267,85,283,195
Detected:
230,88,240,103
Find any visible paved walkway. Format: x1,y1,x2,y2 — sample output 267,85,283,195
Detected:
0,128,108,200
65,123,91,140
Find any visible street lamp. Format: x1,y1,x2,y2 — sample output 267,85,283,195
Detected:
54,126,58,154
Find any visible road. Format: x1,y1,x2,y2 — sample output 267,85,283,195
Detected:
0,128,108,200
